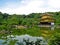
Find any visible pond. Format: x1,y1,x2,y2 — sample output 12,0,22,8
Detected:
0,34,48,45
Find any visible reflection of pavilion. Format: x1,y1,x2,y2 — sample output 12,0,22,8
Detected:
40,13,55,25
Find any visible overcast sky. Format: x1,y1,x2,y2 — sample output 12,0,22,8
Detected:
0,0,60,14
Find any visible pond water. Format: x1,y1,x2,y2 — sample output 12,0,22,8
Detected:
0,34,48,45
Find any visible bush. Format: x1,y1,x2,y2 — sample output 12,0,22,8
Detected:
49,33,60,45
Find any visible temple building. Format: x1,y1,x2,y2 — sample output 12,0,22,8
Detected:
40,13,55,25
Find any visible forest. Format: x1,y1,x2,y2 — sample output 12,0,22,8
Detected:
0,11,60,30
0,12,60,45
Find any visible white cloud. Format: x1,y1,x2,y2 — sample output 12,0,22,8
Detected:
0,0,60,15
0,0,44,14
14,0,44,14
48,0,60,8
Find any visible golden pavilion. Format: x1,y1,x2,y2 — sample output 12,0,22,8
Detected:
40,13,55,25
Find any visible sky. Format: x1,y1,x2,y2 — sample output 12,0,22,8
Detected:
0,0,60,14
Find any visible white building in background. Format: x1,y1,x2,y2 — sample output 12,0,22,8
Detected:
51,22,54,30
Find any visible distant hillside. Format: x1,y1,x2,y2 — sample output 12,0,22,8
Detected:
0,11,60,30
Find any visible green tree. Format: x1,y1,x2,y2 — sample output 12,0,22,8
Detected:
49,33,60,45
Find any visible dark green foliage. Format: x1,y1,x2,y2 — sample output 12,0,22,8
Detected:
0,11,60,30
49,33,60,45
0,11,60,45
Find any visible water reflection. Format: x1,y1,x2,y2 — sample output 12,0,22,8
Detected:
0,34,48,45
